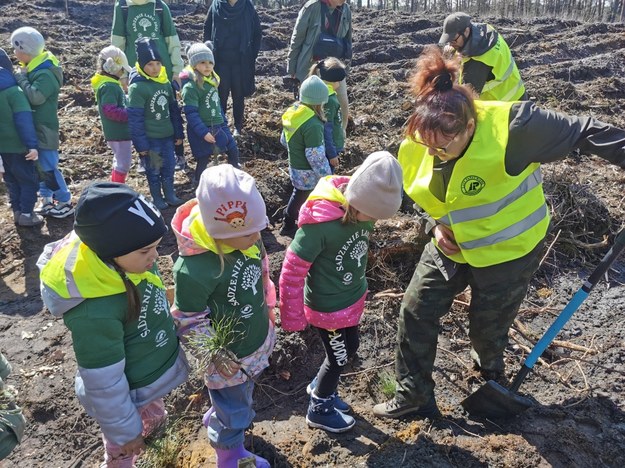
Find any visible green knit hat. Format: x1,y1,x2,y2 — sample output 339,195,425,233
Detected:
299,75,328,105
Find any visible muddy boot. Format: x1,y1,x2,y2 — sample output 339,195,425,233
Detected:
148,183,168,211
372,395,441,420
214,444,270,468
162,179,183,206
306,392,355,433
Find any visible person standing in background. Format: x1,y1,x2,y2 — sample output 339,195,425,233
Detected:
287,0,352,132
111,0,184,88
203,0,262,138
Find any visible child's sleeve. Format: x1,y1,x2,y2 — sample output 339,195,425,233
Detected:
324,119,338,159
172,258,217,338
182,86,210,139
278,226,324,331
127,86,149,153
10,91,38,150
14,70,56,107
110,1,127,53
65,311,142,446
302,123,331,179
162,4,184,76
100,86,128,123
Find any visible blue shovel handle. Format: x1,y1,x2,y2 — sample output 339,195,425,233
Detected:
524,228,625,370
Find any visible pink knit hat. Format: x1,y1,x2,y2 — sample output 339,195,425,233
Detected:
196,164,268,239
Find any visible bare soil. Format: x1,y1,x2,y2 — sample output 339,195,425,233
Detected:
1,2,625,467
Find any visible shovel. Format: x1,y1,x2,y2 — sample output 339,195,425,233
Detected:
462,228,625,419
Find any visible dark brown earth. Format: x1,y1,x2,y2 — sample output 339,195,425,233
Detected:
1,2,625,467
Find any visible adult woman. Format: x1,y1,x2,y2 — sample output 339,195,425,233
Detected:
374,46,625,419
203,0,262,137
287,0,352,132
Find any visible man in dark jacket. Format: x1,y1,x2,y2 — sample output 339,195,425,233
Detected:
439,12,526,101
203,0,262,137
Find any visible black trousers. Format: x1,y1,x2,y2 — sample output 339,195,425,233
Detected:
313,325,359,398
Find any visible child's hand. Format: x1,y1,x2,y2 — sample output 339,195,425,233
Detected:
204,132,216,144
25,149,38,161
213,349,241,378
329,157,339,168
119,434,145,457
174,139,183,146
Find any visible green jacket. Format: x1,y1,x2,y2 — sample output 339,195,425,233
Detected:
0,84,36,154
287,0,352,82
14,59,63,150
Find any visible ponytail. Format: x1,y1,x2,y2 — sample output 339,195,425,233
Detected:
109,260,141,323
405,45,477,144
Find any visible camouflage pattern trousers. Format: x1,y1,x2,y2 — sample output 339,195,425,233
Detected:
394,243,540,406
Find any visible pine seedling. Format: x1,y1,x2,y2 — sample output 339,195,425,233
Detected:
185,313,247,377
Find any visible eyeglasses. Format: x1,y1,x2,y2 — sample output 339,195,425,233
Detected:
415,131,461,154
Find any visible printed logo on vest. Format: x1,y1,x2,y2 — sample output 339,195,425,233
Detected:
342,272,353,286
214,201,248,228
461,175,486,196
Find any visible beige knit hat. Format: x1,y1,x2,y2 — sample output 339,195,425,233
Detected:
196,164,268,239
99,45,132,75
345,151,403,220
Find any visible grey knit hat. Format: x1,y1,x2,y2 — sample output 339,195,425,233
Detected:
345,151,403,220
299,75,328,105
186,42,214,67
10,27,45,57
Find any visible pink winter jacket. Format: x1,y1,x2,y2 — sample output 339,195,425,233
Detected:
279,176,368,332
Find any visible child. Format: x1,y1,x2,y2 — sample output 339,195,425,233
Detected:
37,182,189,468
308,58,347,171
128,37,184,210
10,26,74,218
0,47,41,227
180,43,240,186
91,45,133,183
280,74,332,237
279,151,403,433
111,0,184,87
171,164,274,468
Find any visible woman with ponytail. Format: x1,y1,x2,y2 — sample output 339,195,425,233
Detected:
374,45,625,420
37,182,189,467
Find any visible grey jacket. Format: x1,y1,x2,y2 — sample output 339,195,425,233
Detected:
287,0,352,82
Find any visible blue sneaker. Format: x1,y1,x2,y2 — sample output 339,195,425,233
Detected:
306,393,355,433
306,377,352,413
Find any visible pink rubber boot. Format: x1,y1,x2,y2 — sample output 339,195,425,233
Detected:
214,444,270,468
111,169,127,183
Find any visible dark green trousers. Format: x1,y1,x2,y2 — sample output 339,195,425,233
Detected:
394,243,540,405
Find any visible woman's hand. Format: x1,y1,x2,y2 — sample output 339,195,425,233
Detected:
433,224,460,256
204,132,216,144
119,434,145,457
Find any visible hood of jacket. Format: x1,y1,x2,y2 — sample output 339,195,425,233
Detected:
171,199,211,257
462,23,498,57
298,175,350,226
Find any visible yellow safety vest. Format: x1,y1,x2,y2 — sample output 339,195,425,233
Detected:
282,103,315,143
399,100,549,267
40,232,164,299
326,82,336,96
462,26,526,102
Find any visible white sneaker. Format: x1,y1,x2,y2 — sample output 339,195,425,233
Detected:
35,200,55,216
136,159,146,174
47,202,75,219
233,128,241,138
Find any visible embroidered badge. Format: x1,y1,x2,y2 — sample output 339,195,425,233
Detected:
461,175,486,196
214,201,248,228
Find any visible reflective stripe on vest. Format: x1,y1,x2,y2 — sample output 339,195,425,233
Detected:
462,27,526,102
398,100,549,267
282,103,315,143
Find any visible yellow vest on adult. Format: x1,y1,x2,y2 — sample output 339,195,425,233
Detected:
462,26,526,102
399,100,549,267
